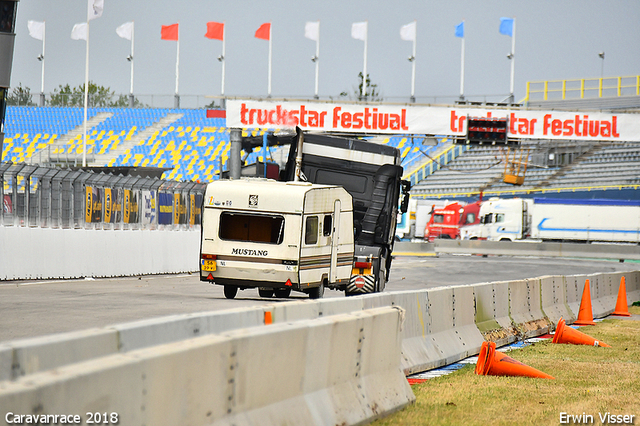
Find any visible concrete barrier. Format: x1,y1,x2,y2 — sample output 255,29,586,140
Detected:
0,226,200,280
365,291,442,375
0,346,12,382
474,281,517,346
587,273,614,318
508,279,551,338
2,269,639,388
539,275,575,325
625,270,640,303
565,274,587,321
423,286,484,370
114,306,266,352
1,329,119,381
0,307,414,426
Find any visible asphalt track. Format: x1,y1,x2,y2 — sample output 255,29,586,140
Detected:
1,254,638,342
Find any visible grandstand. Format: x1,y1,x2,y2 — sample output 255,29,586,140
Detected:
410,140,640,200
2,102,638,201
2,106,439,182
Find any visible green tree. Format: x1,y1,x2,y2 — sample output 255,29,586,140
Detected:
110,94,147,108
6,83,35,106
50,82,145,107
340,72,382,102
49,83,82,107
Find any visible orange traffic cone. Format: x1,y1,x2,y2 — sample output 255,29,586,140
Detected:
574,279,596,326
475,341,554,379
611,277,631,317
552,318,610,347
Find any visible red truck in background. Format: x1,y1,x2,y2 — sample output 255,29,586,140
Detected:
424,200,481,242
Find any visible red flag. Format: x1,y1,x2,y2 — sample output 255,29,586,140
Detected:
255,22,270,40
161,23,179,41
205,22,224,40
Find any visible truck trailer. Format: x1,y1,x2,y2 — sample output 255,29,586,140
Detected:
472,197,640,243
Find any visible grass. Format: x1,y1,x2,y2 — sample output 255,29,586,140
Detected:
375,306,640,426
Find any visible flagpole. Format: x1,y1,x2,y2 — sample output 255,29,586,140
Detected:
267,23,272,97
221,22,226,97
314,22,319,99
509,18,516,104
460,31,465,100
40,21,45,107
410,20,416,103
361,22,367,100
83,20,89,168
130,21,134,100
174,22,180,108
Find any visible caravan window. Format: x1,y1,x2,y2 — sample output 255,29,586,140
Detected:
323,214,332,236
305,216,318,245
219,212,284,244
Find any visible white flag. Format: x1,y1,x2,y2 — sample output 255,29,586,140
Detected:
400,21,416,42
304,21,319,41
71,23,88,41
351,21,367,41
88,0,104,21
116,21,133,40
27,20,45,41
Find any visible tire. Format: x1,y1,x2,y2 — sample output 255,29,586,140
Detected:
258,288,274,298
274,288,291,298
308,281,325,299
223,285,238,299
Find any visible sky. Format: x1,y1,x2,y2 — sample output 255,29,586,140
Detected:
9,0,640,108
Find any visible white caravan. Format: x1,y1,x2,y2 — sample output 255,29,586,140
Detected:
200,179,354,299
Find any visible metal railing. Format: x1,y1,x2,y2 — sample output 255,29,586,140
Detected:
523,75,640,102
403,143,470,187
1,162,206,230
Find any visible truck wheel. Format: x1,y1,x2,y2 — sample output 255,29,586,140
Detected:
274,288,291,298
224,285,238,299
258,288,274,298
309,281,324,299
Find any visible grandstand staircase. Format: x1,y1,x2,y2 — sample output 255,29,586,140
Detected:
31,112,114,165
53,112,114,148
89,113,183,167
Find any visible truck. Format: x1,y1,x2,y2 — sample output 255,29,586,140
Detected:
471,197,640,243
425,200,482,241
424,202,462,241
200,179,355,299
282,130,410,295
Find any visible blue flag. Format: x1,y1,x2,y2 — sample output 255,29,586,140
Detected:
455,21,464,38
499,17,514,36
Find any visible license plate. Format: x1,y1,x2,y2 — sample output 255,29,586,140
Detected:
202,260,216,271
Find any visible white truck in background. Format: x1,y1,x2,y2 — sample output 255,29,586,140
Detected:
474,197,640,243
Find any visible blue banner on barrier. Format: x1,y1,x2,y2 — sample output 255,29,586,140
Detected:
158,193,173,225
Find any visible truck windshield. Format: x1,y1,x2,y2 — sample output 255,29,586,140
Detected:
219,212,285,244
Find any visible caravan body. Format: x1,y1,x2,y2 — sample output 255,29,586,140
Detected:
200,179,354,298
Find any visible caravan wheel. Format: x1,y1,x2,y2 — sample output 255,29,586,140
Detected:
223,285,238,299
258,288,274,298
274,288,291,298
308,281,325,299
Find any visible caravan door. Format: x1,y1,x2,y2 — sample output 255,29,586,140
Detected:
330,199,340,283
